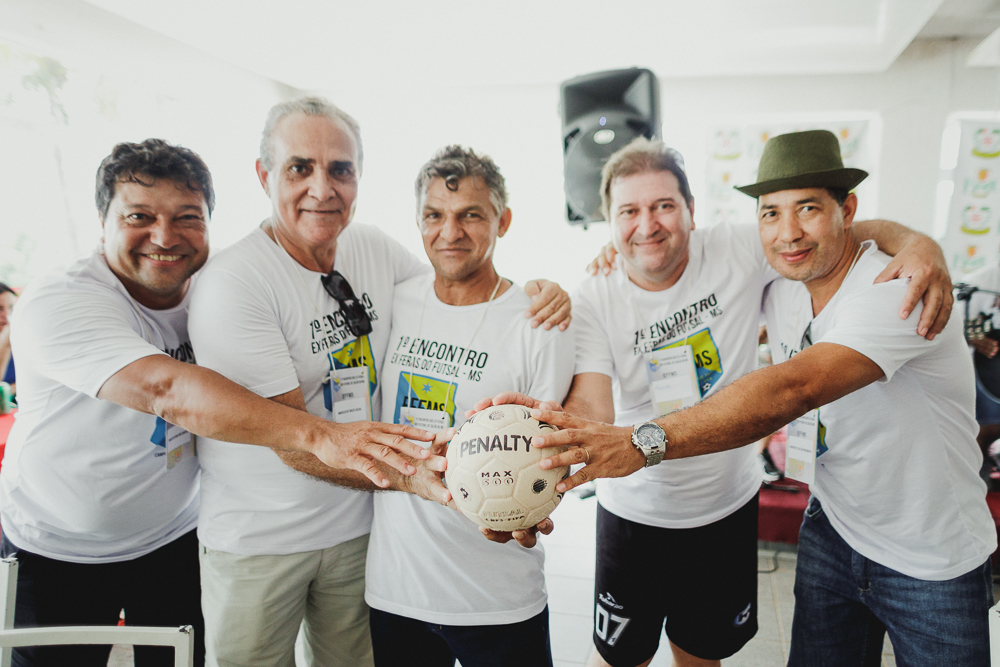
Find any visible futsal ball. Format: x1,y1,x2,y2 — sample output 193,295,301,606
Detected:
445,403,569,532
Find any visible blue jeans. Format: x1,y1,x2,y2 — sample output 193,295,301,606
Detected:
789,498,992,667
369,606,553,667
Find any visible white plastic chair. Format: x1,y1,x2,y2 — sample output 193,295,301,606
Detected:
0,557,194,667
991,597,1000,665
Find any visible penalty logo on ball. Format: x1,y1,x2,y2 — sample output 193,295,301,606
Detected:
445,403,569,532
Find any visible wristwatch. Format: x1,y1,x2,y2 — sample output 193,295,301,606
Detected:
631,422,666,467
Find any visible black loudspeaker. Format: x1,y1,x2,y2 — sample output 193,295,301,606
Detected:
560,68,660,226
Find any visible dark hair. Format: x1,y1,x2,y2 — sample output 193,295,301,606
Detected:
825,187,850,206
600,137,693,221
0,283,14,297
95,139,215,220
415,145,507,216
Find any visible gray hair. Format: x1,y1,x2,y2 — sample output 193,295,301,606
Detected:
415,145,507,216
259,96,363,173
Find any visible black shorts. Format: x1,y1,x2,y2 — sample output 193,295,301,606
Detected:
592,494,759,665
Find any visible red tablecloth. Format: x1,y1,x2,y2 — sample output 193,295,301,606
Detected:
758,479,810,544
0,410,12,461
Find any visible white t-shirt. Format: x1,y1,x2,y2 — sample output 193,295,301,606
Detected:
574,223,771,528
764,242,996,580
188,223,427,555
365,274,575,625
2,248,200,563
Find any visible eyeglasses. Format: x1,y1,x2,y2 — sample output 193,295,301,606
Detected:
321,270,373,338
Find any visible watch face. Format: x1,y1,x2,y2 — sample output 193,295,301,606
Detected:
636,423,663,449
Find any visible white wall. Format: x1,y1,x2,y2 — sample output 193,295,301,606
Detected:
324,38,1000,296
3,8,998,296
0,0,295,284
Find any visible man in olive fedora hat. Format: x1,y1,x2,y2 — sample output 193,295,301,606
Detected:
469,132,963,667
507,129,995,666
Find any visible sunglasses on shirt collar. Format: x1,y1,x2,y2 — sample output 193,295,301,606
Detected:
320,270,373,338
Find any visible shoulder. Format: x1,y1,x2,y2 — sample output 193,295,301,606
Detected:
19,251,129,314
200,228,272,278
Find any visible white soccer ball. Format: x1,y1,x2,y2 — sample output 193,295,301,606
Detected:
445,403,569,532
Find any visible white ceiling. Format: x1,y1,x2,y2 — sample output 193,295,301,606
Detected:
79,0,953,91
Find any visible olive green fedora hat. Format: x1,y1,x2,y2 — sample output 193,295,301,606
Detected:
735,129,868,198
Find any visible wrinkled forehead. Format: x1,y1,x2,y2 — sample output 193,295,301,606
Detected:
272,113,358,165
421,175,498,215
109,177,208,211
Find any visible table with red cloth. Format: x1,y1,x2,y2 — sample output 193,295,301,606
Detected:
0,410,12,463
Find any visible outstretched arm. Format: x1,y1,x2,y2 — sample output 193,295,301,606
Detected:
98,355,438,489
531,343,884,492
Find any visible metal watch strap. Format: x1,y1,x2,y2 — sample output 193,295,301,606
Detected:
632,422,666,467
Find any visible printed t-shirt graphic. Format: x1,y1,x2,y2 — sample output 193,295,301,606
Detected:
394,372,458,427
365,274,575,626
654,327,724,397
572,223,774,529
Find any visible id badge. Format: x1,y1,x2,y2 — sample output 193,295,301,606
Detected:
400,407,449,433
645,346,701,417
329,366,373,424
165,423,196,470
785,409,818,485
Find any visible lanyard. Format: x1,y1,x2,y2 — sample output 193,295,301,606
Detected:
404,276,503,425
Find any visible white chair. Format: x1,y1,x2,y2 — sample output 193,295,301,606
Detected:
991,597,1000,666
0,557,194,667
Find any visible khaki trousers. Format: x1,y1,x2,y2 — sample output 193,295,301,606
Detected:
200,534,373,667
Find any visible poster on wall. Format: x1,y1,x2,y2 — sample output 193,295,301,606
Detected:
704,121,874,227
943,121,1000,277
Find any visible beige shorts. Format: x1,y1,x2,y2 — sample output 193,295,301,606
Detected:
199,533,373,667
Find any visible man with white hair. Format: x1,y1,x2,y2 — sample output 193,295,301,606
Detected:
188,99,570,667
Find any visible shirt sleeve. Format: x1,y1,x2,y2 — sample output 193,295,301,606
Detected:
572,283,615,378
188,265,300,398
524,328,576,406
10,280,167,398
818,280,934,382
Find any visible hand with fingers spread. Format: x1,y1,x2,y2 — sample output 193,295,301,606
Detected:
585,241,619,276
873,234,952,340
523,279,572,331
480,518,554,549
311,420,440,489
528,408,642,494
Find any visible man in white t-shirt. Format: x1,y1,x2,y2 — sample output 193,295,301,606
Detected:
1,137,459,667
477,137,952,667
187,99,571,667
364,145,575,667
526,130,996,666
